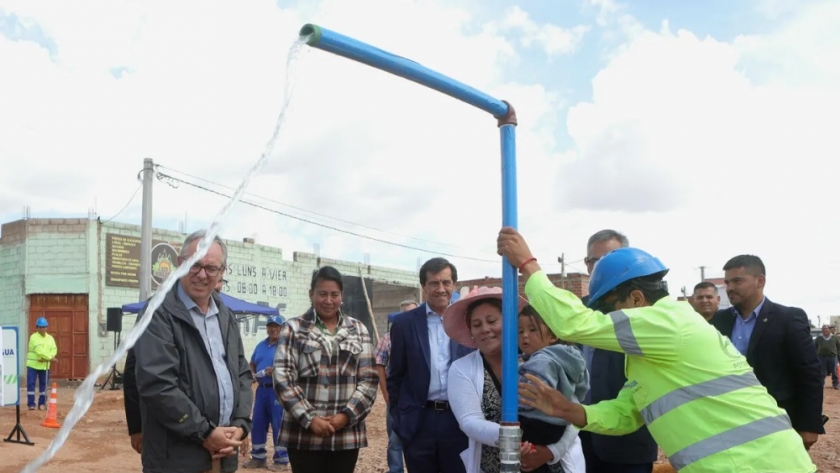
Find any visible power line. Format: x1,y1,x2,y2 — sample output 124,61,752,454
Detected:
100,184,142,223
156,164,498,255
154,164,588,268
156,171,503,263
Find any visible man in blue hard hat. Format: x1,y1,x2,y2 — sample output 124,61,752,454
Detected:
26,317,57,410
578,230,657,473
244,315,289,470
499,228,817,472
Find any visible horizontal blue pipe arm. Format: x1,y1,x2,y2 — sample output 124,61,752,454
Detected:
300,24,509,119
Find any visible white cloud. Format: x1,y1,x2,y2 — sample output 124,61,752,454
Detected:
494,6,589,56
0,0,557,274
545,1,840,320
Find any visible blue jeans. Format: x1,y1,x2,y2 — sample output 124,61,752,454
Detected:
251,385,288,463
26,367,47,408
386,407,404,473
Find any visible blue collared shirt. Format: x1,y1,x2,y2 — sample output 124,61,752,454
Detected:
731,297,766,356
251,337,279,385
426,303,452,401
177,284,234,426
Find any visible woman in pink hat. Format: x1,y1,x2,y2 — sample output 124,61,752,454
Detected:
444,287,585,473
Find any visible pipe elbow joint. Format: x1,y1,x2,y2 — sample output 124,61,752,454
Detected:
496,100,518,127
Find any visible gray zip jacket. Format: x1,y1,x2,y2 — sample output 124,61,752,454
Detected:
519,344,589,426
135,282,253,473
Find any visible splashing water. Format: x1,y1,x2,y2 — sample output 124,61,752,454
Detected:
20,37,309,473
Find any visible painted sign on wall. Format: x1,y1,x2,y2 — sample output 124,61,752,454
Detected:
105,234,180,289
225,263,289,299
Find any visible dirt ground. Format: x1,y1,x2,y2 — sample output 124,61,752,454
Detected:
2,379,839,473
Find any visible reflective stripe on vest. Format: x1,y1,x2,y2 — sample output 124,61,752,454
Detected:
640,372,762,425
669,414,793,470
609,310,643,355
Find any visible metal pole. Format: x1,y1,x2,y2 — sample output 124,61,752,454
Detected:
139,158,154,301
700,265,706,282
559,253,566,278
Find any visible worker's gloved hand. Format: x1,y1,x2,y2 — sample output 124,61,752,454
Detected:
519,373,573,418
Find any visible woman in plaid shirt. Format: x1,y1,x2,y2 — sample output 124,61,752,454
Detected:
273,266,379,473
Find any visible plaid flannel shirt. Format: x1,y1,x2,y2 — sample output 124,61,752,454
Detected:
273,308,378,450
374,333,391,367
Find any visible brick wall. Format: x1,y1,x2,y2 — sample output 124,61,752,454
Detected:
457,272,590,299
0,228,25,328
1,218,93,373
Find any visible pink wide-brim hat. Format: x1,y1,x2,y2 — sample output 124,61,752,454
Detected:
443,286,528,349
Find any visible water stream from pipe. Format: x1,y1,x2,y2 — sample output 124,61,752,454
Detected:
20,36,309,473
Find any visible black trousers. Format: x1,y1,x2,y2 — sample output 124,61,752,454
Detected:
579,431,653,473
402,408,467,473
286,448,359,473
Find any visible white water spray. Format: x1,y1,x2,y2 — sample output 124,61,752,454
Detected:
20,37,308,473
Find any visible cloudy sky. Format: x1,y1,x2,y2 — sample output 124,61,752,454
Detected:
1,0,838,322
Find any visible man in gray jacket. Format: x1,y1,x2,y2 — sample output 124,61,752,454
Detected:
135,231,254,473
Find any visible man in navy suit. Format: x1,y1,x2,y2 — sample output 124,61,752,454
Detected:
578,230,658,473
387,257,474,473
712,254,824,451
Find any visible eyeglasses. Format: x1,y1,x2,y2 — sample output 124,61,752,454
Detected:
584,256,600,267
189,263,224,277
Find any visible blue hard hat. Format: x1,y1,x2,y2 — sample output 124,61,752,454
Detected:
36,317,48,328
587,248,669,308
387,312,400,323
266,315,283,326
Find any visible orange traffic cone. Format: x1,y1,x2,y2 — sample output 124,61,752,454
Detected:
41,382,60,428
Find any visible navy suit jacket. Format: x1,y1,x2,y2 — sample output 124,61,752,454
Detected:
579,295,658,464
387,303,475,443
712,298,824,433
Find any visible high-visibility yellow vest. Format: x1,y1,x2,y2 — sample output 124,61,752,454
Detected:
525,271,815,473
26,332,57,371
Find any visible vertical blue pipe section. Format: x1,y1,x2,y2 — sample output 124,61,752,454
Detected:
499,124,519,423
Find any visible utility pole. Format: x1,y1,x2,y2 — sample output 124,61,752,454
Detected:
139,158,154,302
699,266,706,282
558,254,566,278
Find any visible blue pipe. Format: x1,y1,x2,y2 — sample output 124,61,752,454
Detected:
499,124,519,422
299,24,509,118
299,24,520,426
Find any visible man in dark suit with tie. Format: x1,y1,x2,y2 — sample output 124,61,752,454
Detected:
387,257,474,473
712,254,824,451
578,230,658,473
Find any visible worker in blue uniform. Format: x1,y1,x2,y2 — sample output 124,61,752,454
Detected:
244,315,289,470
